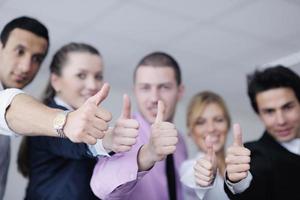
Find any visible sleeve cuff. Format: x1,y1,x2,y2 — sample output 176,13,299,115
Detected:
225,171,253,194
88,139,111,157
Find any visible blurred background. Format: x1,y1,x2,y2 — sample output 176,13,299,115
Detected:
1,0,300,199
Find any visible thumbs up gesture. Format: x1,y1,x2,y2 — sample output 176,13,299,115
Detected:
103,94,139,153
194,135,217,187
64,83,112,144
138,101,178,171
225,123,251,182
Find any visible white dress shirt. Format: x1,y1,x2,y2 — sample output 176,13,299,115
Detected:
0,82,24,136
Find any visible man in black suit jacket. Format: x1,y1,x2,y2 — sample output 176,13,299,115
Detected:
224,66,300,200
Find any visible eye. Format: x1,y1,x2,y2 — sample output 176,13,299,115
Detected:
283,103,294,111
139,85,150,91
262,109,274,115
215,117,225,123
16,47,25,56
77,73,86,80
195,119,205,126
95,74,103,81
159,84,172,90
32,55,44,64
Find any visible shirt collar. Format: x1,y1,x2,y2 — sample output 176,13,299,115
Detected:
53,96,74,111
281,138,300,155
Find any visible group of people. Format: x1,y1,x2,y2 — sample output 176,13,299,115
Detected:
0,16,299,200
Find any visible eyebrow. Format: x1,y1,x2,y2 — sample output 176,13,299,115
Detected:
261,100,295,111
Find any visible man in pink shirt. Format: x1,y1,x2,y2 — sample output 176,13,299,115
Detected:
91,52,187,200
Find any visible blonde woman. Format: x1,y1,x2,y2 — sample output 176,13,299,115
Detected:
180,91,231,200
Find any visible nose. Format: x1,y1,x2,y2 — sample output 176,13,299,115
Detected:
19,56,32,73
86,77,98,91
150,88,160,103
207,121,216,133
275,111,287,126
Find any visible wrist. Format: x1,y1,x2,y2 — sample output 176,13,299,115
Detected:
102,128,113,152
138,144,156,171
53,110,71,138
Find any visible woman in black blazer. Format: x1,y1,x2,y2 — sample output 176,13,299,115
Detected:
18,42,104,200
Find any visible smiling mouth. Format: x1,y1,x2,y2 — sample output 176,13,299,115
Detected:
13,74,27,82
276,128,293,137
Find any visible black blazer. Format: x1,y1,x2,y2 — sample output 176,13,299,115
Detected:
224,132,300,200
25,99,99,200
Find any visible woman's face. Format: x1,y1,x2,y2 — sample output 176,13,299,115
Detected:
52,52,103,109
191,103,229,153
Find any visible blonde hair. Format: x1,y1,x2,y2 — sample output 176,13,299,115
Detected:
186,91,231,134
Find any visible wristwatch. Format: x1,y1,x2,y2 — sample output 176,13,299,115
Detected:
53,110,71,138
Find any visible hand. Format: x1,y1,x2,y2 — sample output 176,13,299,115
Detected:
103,94,139,153
139,100,178,171
63,83,112,145
194,135,217,187
225,123,251,183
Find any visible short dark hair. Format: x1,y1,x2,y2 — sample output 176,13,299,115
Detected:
247,65,300,113
0,16,49,48
133,51,182,85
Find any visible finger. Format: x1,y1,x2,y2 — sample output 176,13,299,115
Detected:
152,128,177,137
195,159,214,172
228,172,248,182
88,83,110,106
87,126,106,139
225,155,251,165
195,172,213,182
114,145,132,153
194,161,214,176
155,136,178,147
92,117,109,132
95,107,112,122
113,126,139,138
82,135,97,145
227,164,250,173
205,135,214,161
152,121,175,130
120,94,131,119
195,177,212,187
233,123,243,146
116,119,139,129
115,137,137,146
155,100,165,123
226,146,251,156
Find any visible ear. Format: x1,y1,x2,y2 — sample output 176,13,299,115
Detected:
177,84,185,101
50,73,62,93
0,41,3,52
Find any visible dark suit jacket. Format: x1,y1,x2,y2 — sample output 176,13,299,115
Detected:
25,99,99,200
224,132,300,200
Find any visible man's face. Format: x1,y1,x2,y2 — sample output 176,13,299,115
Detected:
0,28,48,89
134,66,184,124
256,87,300,142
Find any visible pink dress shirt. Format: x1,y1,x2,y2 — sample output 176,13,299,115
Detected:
91,112,187,200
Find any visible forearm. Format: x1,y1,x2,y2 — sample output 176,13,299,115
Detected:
6,93,59,137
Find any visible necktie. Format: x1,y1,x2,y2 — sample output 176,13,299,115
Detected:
166,154,177,200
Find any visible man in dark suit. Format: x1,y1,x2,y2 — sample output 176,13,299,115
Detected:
224,66,300,200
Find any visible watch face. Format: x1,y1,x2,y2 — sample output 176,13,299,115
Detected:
53,113,66,129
